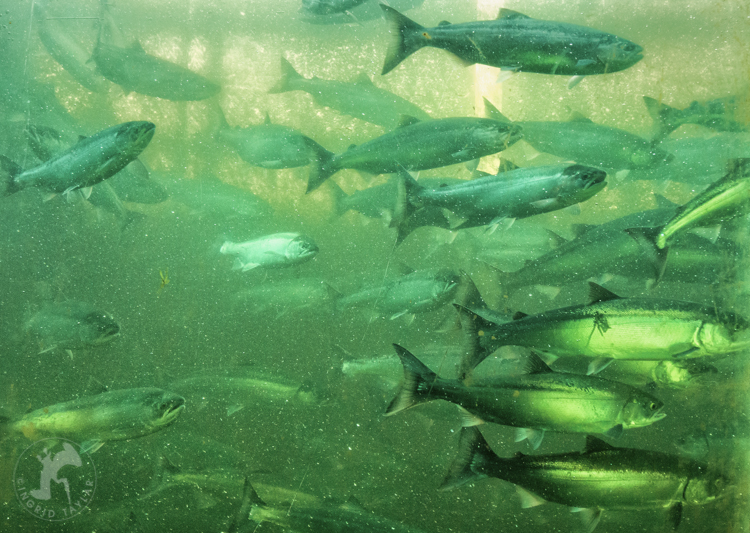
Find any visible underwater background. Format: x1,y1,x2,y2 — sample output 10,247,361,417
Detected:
1,0,749,531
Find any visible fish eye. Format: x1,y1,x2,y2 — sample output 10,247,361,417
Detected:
650,402,658,410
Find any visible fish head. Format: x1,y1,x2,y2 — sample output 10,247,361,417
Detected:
287,234,319,262
432,269,461,302
685,468,730,505
79,311,121,345
596,37,643,72
116,121,156,157
620,393,666,428
651,360,718,388
558,164,607,203
696,313,750,355
146,389,186,430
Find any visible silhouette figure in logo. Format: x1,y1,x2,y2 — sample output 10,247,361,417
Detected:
30,443,82,504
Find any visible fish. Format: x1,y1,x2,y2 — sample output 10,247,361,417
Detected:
0,388,185,453
381,6,643,83
336,267,460,320
230,478,429,533
220,233,319,271
441,427,727,532
627,159,750,255
33,1,110,93
644,93,749,142
233,277,339,317
216,109,330,169
301,0,370,16
92,2,220,101
395,163,606,241
25,301,120,354
269,57,430,129
0,121,155,198
385,345,665,448
484,98,671,171
154,172,271,219
456,281,750,377
300,0,425,25
487,198,740,295
307,115,522,192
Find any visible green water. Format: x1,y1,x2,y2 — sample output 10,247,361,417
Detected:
1,0,749,531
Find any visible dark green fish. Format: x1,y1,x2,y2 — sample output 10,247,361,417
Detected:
396,163,606,240
456,282,750,377
485,98,671,171
230,478,429,533
386,345,665,449
441,427,726,532
217,110,329,169
308,115,521,192
25,301,120,354
1,121,155,197
381,6,643,80
269,57,430,129
93,3,219,101
644,93,749,142
336,268,460,320
0,388,185,453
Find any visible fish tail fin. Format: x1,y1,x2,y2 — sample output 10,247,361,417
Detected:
439,426,493,491
380,5,426,75
643,96,682,142
0,155,23,197
329,180,350,217
307,147,337,193
454,304,494,380
623,226,669,286
391,169,422,244
268,57,304,94
385,344,438,416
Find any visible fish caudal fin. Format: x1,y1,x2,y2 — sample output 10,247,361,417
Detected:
268,57,304,94
454,304,494,380
306,147,338,193
643,96,682,142
623,226,669,285
391,169,423,243
439,426,492,491
380,5,426,75
384,344,438,416
0,156,23,197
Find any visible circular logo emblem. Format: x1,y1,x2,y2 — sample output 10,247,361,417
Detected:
13,438,97,521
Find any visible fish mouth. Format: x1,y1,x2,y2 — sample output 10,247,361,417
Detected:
159,397,186,426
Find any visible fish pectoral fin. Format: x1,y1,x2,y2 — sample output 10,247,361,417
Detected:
575,59,597,68
667,502,683,530
534,285,560,300
571,508,603,533
389,310,409,320
603,424,624,440
672,346,699,358
80,440,105,454
567,75,586,89
451,149,472,160
458,407,484,427
530,198,559,209
586,357,613,375
516,486,546,508
515,427,544,450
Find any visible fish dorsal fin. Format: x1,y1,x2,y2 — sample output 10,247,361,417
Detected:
583,435,616,453
497,159,519,173
394,262,415,276
497,8,531,20
348,144,358,150
396,115,421,128
354,72,375,86
129,40,145,53
568,111,593,123
263,113,272,125
438,20,452,26
587,282,622,304
512,311,529,320
482,97,510,122
653,193,679,210
523,351,554,374
545,229,569,248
